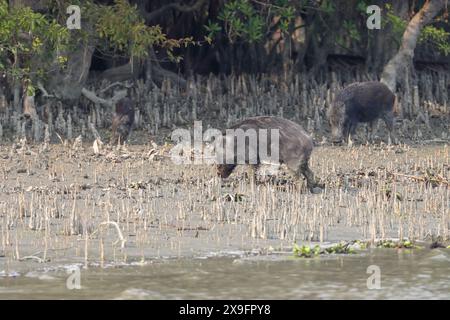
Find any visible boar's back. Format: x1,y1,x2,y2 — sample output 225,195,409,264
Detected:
337,81,395,121
230,116,313,165
115,98,134,122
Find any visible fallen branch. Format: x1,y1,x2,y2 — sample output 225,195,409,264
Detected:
19,255,46,263
90,221,126,248
390,172,449,187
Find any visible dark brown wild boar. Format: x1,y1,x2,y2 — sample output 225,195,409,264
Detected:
328,81,397,144
216,116,323,192
111,97,135,144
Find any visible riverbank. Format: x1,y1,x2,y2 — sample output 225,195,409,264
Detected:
0,141,448,276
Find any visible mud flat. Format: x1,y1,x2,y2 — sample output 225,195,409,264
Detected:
0,142,449,276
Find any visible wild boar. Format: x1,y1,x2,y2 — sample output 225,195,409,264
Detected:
111,97,135,144
216,116,323,191
328,81,396,144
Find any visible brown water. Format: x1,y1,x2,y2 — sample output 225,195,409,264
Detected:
1,249,449,299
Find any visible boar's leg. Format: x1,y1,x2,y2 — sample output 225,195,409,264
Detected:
382,111,396,145
217,164,236,178
342,120,351,142
123,129,132,143
297,162,323,191
111,115,132,145
366,121,377,143
343,119,358,145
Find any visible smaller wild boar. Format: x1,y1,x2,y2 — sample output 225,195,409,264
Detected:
328,81,397,144
216,116,323,192
111,97,135,144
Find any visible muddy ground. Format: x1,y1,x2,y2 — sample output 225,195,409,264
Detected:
0,135,449,275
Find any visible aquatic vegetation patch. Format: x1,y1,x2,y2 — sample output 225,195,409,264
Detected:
292,238,425,258
292,242,357,258
374,239,420,249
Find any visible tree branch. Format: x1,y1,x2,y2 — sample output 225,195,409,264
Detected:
37,81,54,98
99,81,133,94
381,0,446,92
142,0,207,23
81,87,127,108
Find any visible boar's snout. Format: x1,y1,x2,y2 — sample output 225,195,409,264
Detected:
217,164,235,179
330,126,343,143
331,137,343,144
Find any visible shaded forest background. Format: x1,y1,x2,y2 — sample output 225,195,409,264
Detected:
0,0,449,143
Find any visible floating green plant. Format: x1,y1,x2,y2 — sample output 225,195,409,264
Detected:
293,244,321,258
324,242,356,254
293,242,356,258
354,240,367,249
375,239,420,249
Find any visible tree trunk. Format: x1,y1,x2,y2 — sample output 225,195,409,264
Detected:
47,39,96,101
367,0,410,73
380,0,446,92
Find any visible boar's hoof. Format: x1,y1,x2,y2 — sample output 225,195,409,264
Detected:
331,138,343,145
310,187,323,194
